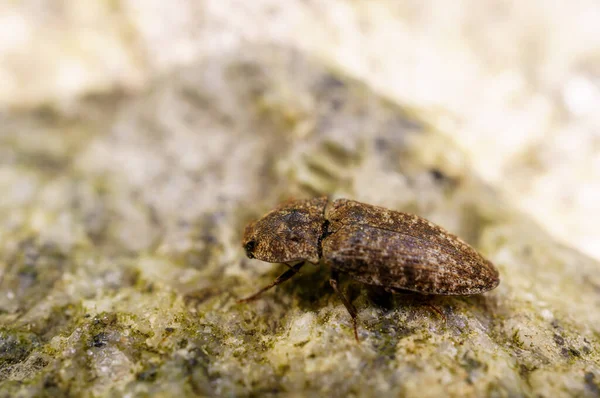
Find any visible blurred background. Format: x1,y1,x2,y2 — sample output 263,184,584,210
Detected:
1,1,599,260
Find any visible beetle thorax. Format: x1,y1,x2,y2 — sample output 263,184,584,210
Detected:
242,197,328,264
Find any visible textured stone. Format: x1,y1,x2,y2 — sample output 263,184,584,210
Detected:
0,46,598,397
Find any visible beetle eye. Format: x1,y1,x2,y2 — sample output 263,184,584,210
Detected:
244,240,256,258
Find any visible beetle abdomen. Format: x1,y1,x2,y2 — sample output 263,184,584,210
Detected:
322,199,499,295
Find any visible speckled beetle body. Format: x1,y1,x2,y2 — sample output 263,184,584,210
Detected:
240,197,500,340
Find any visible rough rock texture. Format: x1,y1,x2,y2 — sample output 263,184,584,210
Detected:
0,45,599,397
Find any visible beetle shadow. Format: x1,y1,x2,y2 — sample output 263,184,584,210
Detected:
279,268,430,314
275,263,335,312
363,286,436,316
362,285,499,324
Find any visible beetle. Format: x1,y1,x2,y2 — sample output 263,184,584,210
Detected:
239,197,500,340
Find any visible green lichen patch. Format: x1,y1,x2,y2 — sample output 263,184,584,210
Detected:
0,329,41,372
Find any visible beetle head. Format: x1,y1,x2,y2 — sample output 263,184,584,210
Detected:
242,197,328,264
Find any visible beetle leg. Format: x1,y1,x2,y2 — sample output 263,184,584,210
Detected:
329,270,359,342
424,301,447,323
237,262,305,303
282,261,301,270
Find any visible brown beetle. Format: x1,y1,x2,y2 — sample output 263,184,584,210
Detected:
240,197,500,340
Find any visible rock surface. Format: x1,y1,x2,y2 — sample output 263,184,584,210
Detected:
0,45,599,397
